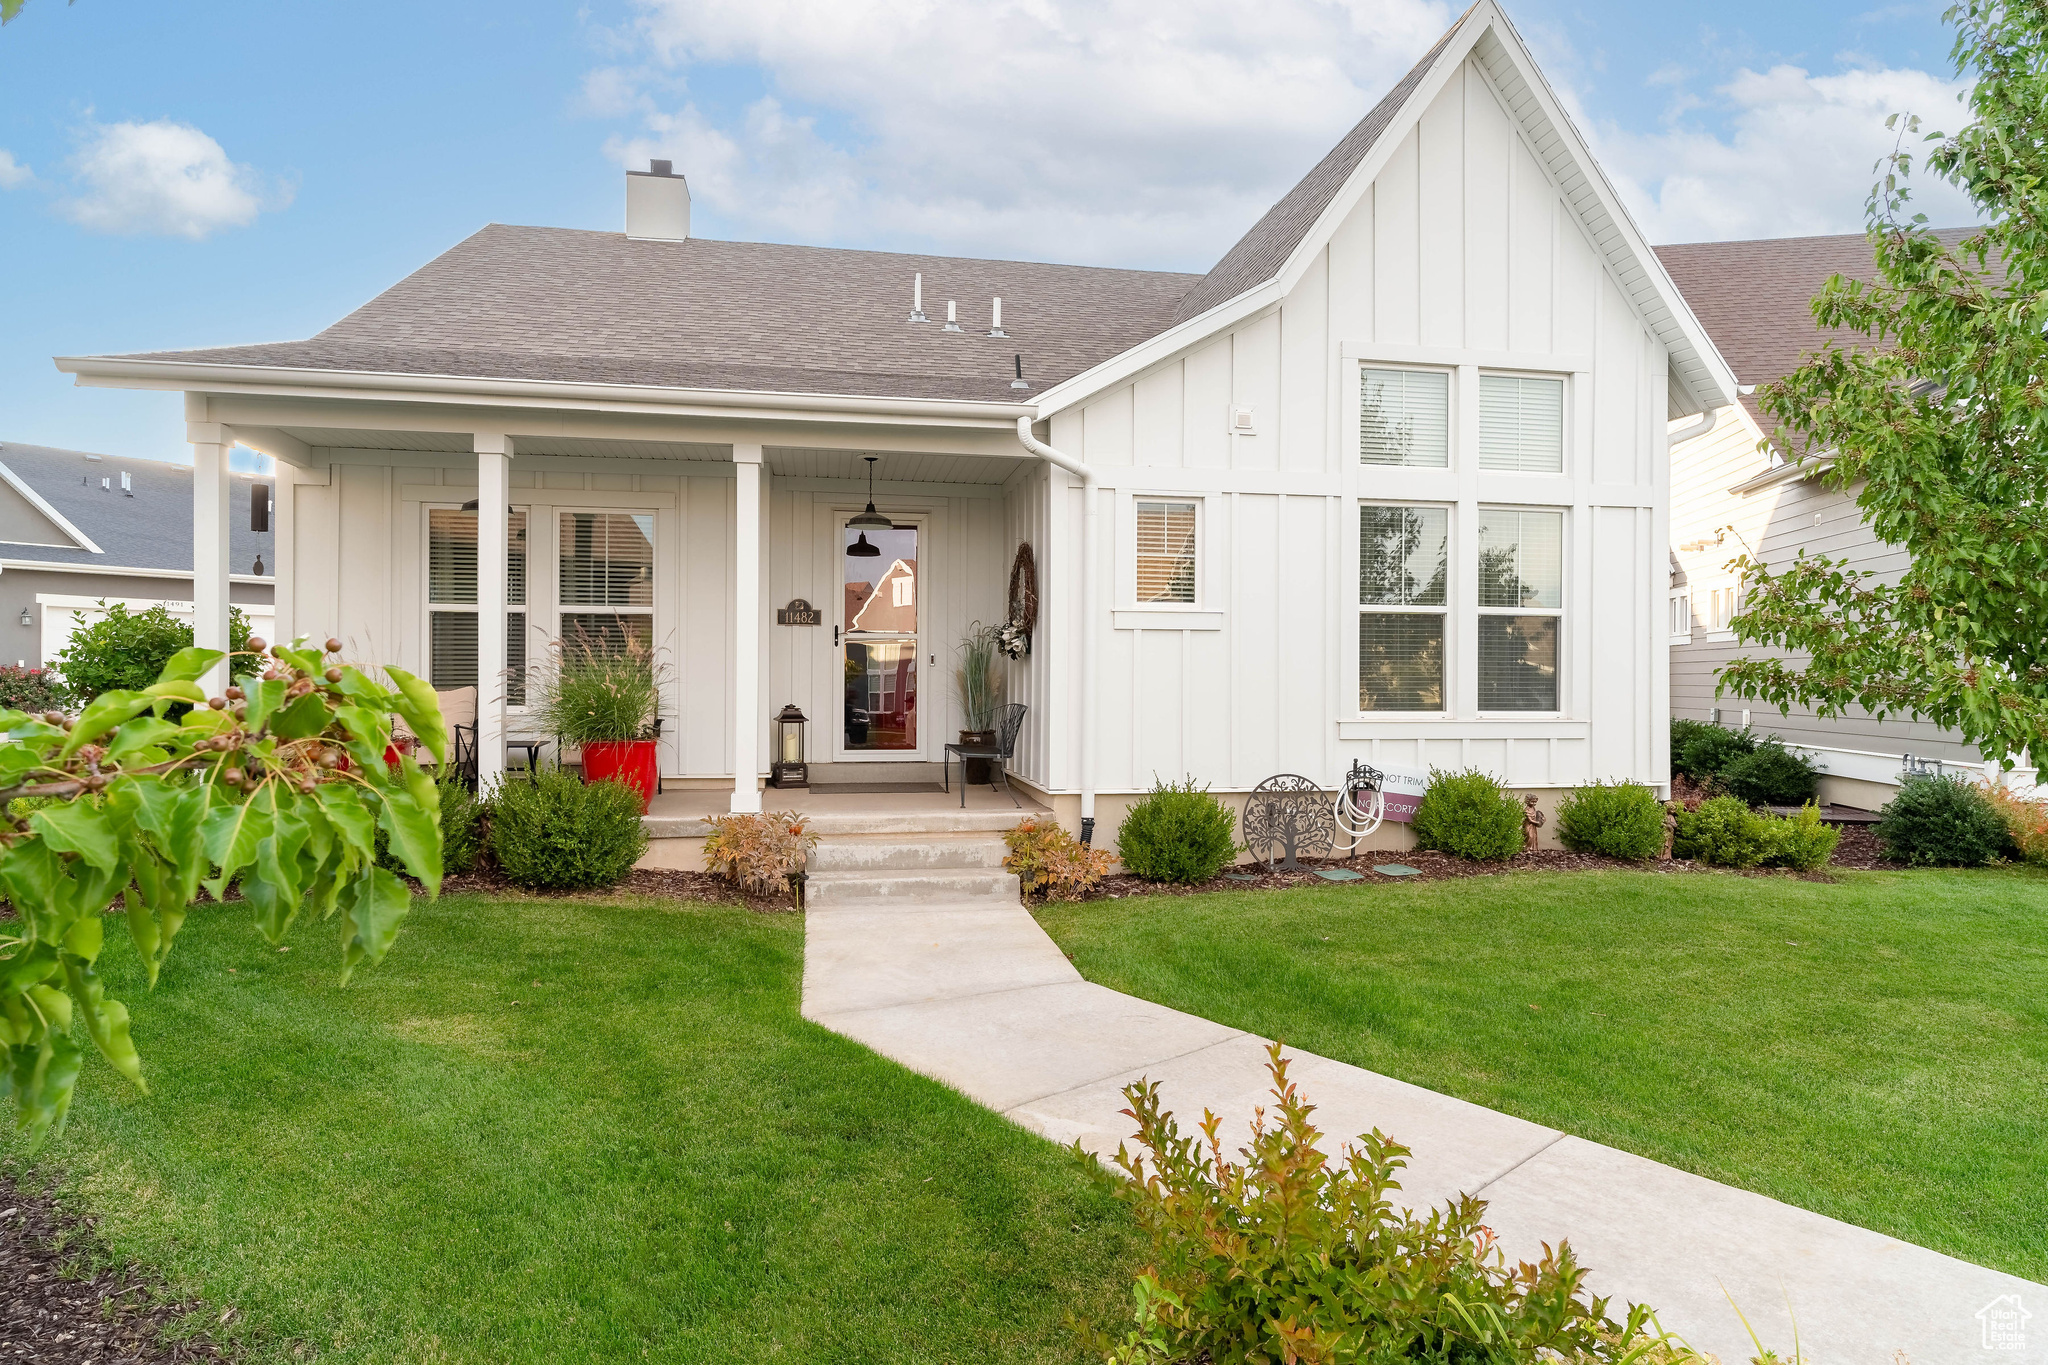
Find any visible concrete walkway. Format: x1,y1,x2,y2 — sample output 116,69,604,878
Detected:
801,836,2042,1364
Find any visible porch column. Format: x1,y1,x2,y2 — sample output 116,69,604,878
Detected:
186,406,233,695
475,433,511,788
731,444,764,813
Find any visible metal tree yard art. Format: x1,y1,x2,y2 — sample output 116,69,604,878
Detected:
1243,773,1337,870
0,637,445,1147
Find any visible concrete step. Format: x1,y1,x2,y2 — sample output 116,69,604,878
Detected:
802,809,1028,836
808,833,1008,873
805,867,1021,909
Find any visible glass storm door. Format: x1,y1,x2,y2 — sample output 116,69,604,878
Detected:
841,523,919,754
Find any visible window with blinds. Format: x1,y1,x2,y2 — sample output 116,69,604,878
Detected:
1360,368,1449,467
1358,504,1447,711
1476,506,1562,711
1478,374,1564,472
558,511,655,659
427,508,528,702
1135,500,1197,603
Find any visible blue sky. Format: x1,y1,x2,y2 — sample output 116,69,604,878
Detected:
0,0,1973,469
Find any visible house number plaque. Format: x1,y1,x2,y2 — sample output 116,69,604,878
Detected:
776,598,823,626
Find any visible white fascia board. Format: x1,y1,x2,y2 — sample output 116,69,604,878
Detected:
1029,292,1284,418
54,356,1035,432
6,559,271,583
1730,455,1835,496
0,462,103,555
1464,11,1737,413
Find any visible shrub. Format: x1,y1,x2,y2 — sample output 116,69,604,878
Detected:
1554,781,1665,860
1411,767,1523,861
529,627,665,743
1077,1042,1670,1364
1876,775,2009,867
1673,796,1772,868
1003,816,1111,901
52,601,251,700
1116,778,1239,883
378,767,486,878
1671,721,1757,782
489,770,648,889
0,665,68,712
703,811,818,903
1718,740,1822,807
1763,803,1841,872
1988,785,2048,866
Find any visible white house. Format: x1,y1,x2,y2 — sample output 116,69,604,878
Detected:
1658,230,2005,809
54,1,1734,846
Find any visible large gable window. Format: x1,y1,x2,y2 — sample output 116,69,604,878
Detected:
1358,504,1448,711
1135,500,1198,603
1476,507,1563,712
1360,368,1450,467
427,507,527,703
1478,374,1565,473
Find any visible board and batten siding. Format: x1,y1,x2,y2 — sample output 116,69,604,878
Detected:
1037,53,1671,795
1670,406,1982,784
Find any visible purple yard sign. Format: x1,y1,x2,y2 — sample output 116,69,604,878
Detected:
1375,766,1431,823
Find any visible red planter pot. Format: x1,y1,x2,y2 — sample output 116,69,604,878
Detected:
581,739,659,813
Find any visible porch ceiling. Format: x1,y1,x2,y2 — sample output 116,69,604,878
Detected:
766,446,1024,485
275,425,734,462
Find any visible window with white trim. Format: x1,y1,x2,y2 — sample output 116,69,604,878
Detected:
558,511,655,653
1478,374,1564,472
1708,582,1741,632
1360,368,1450,467
1669,589,1692,643
1476,507,1563,712
1135,499,1198,603
427,507,527,702
1358,504,1448,711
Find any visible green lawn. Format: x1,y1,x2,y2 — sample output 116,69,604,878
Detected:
4,894,1138,1365
1038,867,2048,1283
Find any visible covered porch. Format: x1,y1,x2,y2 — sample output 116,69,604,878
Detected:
174,393,1074,815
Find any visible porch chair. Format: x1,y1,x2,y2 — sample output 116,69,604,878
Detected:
943,702,1027,808
437,686,479,788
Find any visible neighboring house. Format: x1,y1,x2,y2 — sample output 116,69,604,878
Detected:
0,441,274,670
54,0,1735,839
1657,231,1998,808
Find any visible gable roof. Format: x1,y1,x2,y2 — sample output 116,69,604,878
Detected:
0,442,274,576
99,229,1199,407
1168,11,1472,327
1655,228,1977,432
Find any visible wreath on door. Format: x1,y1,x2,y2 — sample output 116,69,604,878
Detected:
999,543,1037,658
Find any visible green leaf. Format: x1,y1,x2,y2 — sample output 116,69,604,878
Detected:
61,690,157,757
384,667,448,766
64,960,144,1091
30,801,121,871
244,677,287,735
105,716,185,760
202,794,273,898
376,770,444,898
62,912,103,963
157,647,225,684
315,781,377,858
271,690,331,741
143,680,209,705
338,866,410,983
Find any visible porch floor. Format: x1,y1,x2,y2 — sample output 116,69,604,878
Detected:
644,783,1049,838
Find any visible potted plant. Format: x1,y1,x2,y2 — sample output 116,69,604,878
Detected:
532,625,667,813
955,621,1004,784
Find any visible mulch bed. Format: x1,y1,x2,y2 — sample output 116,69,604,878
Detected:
435,864,800,913
0,1170,229,1364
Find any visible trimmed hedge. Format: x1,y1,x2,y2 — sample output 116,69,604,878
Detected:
1719,741,1822,807
1875,776,2009,867
1412,768,1524,861
1554,781,1665,860
490,771,648,889
1116,778,1240,883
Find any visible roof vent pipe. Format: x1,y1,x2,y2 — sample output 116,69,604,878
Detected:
908,273,927,323
625,160,691,241
987,297,1007,338
943,300,962,333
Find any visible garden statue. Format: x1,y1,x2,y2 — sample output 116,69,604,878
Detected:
1521,793,1545,853
1662,801,1682,860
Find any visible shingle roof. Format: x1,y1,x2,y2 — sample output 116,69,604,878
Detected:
0,442,273,577
116,229,1202,404
1168,9,1472,327
1653,228,1977,432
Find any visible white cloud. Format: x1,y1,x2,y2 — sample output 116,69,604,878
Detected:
1594,63,1978,243
602,0,1454,268
60,119,288,240
0,150,30,189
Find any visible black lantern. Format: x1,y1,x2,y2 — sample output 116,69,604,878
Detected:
770,704,809,788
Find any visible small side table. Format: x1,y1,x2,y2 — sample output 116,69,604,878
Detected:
507,740,548,778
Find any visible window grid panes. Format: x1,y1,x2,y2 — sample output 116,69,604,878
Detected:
1358,504,1448,712
427,508,527,703
1476,506,1563,712
1135,500,1197,603
1360,368,1449,467
558,510,655,662
1478,374,1565,473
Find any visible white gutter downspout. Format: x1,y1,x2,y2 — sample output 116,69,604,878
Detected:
1667,404,1719,447
1016,416,1100,842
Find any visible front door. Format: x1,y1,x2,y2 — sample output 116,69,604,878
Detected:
839,521,920,756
